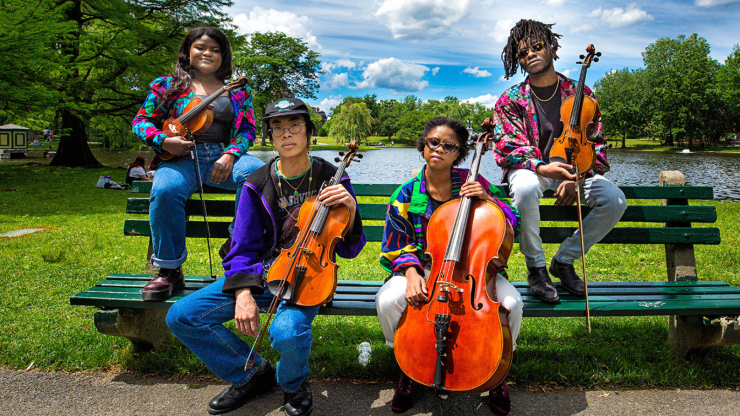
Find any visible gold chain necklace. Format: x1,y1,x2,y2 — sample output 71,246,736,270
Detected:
277,158,313,209
530,78,560,102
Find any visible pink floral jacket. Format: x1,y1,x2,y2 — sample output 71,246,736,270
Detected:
492,72,609,182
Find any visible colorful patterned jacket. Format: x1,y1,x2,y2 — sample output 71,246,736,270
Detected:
131,76,256,166
380,166,520,279
492,72,609,182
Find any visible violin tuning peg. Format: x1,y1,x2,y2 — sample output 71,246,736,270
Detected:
339,151,345,156
334,157,341,163
576,61,583,65
579,55,585,59
593,58,599,62
596,52,602,57
356,154,363,159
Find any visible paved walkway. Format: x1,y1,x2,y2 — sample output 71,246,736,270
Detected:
2,369,739,415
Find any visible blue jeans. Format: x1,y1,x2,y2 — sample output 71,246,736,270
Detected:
149,143,264,269
166,276,320,393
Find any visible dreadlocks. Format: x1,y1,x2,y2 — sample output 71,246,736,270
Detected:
501,19,562,80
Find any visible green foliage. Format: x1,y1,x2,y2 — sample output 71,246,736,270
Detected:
641,34,722,146
717,45,740,135
396,111,435,141
329,102,374,143
595,68,648,148
308,106,324,135
317,127,328,137
234,31,322,103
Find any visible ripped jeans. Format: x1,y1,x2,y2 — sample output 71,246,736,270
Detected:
166,276,318,393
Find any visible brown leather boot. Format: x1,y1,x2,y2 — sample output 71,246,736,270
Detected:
142,266,184,301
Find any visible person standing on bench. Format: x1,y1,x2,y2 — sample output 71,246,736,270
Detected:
492,19,626,304
166,98,366,416
375,117,522,415
131,27,264,302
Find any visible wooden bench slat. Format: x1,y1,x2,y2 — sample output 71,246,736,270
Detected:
132,181,715,200
104,275,733,289
121,219,721,245
70,291,740,317
128,199,718,224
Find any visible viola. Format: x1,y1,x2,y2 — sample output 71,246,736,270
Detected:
548,45,601,172
548,45,602,332
393,122,515,393
245,142,362,369
159,77,248,161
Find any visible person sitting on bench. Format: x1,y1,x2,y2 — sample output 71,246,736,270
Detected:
166,98,365,416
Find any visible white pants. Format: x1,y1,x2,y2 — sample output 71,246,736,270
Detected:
375,271,523,350
508,169,627,268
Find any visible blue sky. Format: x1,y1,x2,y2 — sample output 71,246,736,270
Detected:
226,0,740,113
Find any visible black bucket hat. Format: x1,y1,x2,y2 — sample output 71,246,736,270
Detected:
263,98,310,121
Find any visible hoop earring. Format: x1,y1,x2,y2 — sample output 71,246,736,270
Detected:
419,154,424,163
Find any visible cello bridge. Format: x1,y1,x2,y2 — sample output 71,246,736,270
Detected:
438,282,463,293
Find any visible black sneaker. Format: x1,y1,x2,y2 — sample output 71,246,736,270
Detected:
283,381,313,416
207,359,277,415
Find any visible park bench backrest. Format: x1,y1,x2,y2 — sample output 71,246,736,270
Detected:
125,181,720,246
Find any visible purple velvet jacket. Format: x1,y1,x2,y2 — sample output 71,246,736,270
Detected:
222,157,366,294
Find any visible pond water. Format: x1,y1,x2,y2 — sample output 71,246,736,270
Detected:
5,147,740,200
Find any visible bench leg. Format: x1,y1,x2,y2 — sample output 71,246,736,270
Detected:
94,308,173,352
145,237,156,274
670,316,740,358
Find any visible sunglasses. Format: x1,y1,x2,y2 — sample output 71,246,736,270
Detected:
517,41,546,60
426,137,460,154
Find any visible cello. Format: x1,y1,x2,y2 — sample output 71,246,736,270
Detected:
245,141,362,369
159,76,249,161
393,124,515,393
548,44,601,332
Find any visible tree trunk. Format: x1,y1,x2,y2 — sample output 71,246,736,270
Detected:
49,0,101,168
50,109,102,167
621,129,627,148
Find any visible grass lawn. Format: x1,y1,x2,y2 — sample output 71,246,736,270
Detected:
607,137,740,153
1,164,740,388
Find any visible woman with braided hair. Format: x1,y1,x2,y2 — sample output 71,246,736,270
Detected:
493,19,626,304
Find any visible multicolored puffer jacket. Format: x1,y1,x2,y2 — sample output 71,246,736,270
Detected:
131,76,256,166
492,72,608,182
379,166,520,279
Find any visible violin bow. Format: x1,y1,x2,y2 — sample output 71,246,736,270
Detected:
573,164,591,333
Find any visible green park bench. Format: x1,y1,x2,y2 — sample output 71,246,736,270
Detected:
70,170,740,358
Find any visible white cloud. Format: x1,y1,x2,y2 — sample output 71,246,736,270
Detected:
326,73,349,89
233,7,321,50
561,68,579,78
321,62,334,73
335,59,357,70
432,67,440,76
320,95,343,112
546,0,567,5
696,0,740,6
462,94,499,109
352,57,430,92
491,19,514,44
463,66,493,78
375,0,472,40
588,4,654,28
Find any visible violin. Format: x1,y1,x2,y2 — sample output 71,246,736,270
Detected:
548,45,602,332
159,77,248,161
245,142,362,369
548,45,601,172
393,121,515,393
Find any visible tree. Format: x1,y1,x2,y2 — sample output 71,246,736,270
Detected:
642,34,719,147
0,0,70,126
396,111,435,142
717,45,740,136
329,103,374,143
47,0,236,167
234,32,322,144
594,68,647,148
